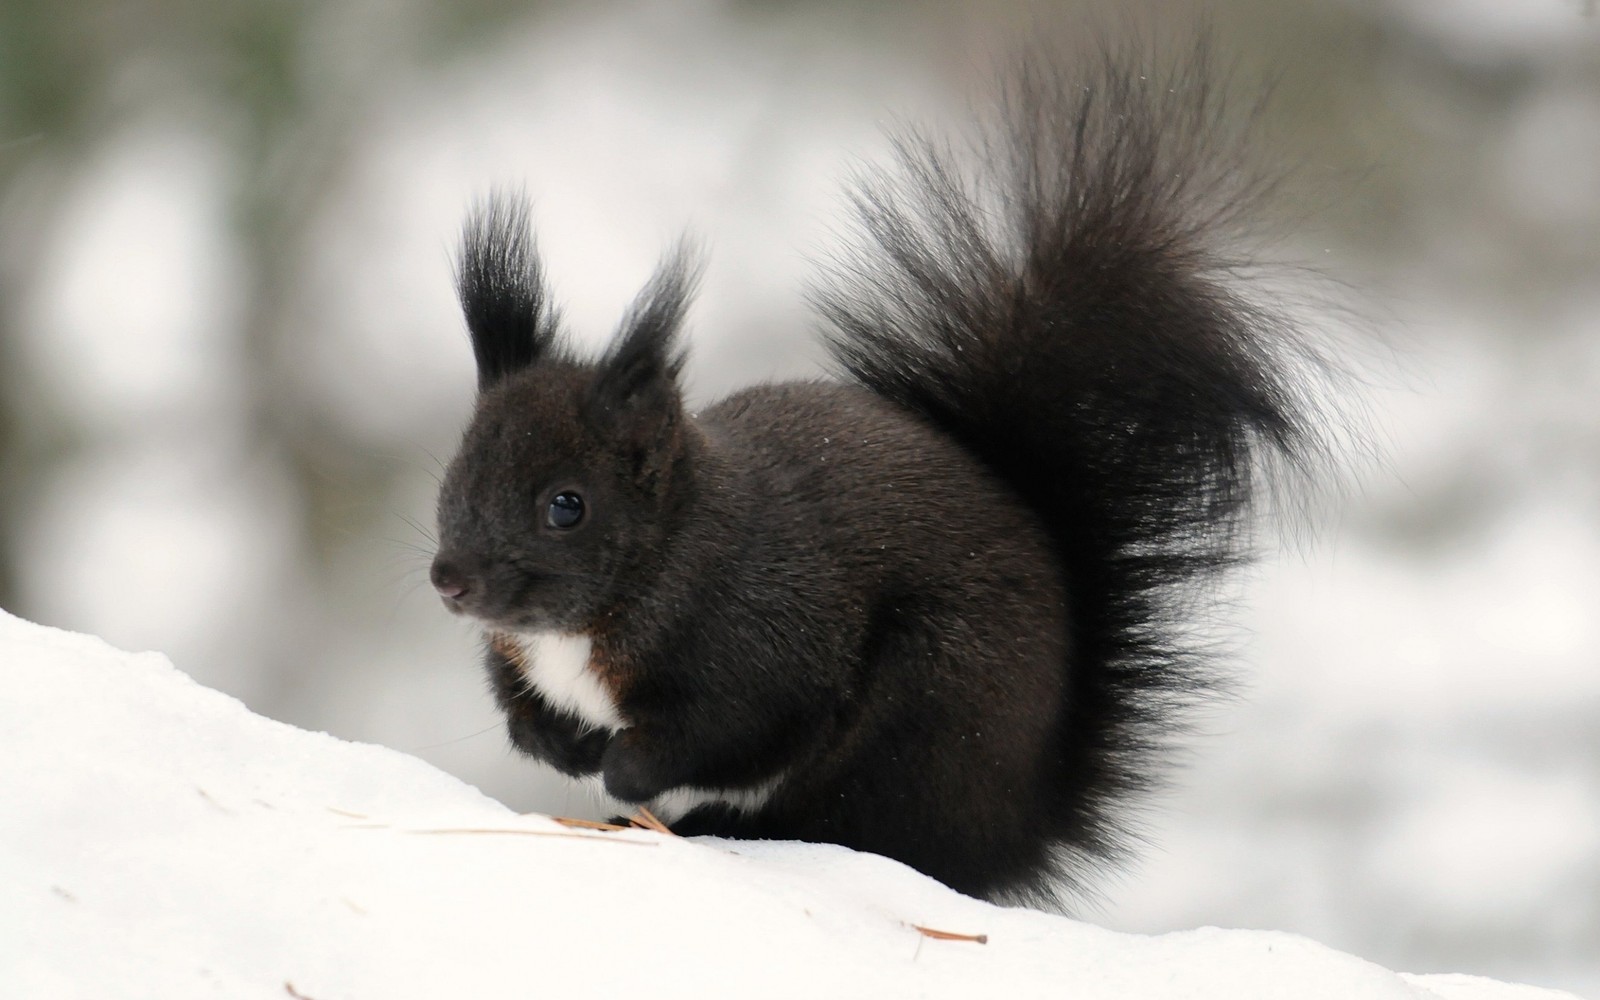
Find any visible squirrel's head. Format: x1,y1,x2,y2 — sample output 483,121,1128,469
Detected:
430,193,697,634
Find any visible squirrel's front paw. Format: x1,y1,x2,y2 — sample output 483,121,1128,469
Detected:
506,710,611,778
601,731,672,803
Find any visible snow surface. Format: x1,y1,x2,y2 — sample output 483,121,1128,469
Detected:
0,609,1582,1000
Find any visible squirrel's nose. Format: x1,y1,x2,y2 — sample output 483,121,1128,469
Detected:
429,556,472,601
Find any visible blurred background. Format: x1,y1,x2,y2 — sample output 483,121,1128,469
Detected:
2,0,1596,992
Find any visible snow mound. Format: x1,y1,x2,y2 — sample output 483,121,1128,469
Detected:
0,610,1581,999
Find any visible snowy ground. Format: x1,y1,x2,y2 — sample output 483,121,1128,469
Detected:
0,610,1583,999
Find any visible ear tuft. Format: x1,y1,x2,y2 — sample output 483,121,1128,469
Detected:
456,191,564,390
588,243,699,416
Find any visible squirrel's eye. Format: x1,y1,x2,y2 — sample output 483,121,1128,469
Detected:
546,491,585,529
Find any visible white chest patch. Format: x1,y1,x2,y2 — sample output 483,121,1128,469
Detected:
511,632,624,732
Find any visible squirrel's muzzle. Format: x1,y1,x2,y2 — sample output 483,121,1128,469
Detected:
429,555,473,606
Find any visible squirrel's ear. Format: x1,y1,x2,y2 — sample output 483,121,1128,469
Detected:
455,191,563,391
587,244,697,423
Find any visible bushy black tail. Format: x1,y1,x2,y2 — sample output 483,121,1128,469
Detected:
816,43,1333,898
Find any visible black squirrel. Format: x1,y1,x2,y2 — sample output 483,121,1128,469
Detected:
429,44,1333,906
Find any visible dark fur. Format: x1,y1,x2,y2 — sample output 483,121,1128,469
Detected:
430,45,1329,905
